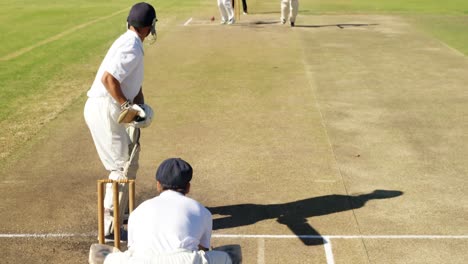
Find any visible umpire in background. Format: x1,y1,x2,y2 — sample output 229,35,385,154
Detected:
281,0,299,27
232,0,248,14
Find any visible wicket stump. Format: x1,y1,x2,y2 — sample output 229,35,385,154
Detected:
234,0,241,21
97,179,135,249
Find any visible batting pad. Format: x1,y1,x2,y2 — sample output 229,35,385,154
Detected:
103,127,141,236
103,180,131,236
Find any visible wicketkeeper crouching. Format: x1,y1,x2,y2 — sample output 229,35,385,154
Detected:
89,158,233,264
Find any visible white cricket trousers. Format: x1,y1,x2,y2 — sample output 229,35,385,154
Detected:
84,96,139,209
102,248,232,264
281,0,299,23
218,0,234,22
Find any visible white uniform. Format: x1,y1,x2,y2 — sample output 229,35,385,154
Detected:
102,248,231,264
217,0,234,24
128,190,212,252
100,190,231,263
281,0,299,24
84,30,144,217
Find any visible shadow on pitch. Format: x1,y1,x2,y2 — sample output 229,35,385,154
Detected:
208,189,403,246
248,10,312,15
246,21,378,29
250,20,281,25
294,23,379,28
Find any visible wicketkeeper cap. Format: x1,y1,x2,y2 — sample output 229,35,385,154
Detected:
127,2,157,28
156,158,193,189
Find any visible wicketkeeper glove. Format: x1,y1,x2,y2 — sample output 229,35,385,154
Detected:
118,100,146,124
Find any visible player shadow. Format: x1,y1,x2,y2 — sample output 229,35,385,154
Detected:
294,23,379,28
208,189,403,246
250,20,281,25
250,11,281,15
249,10,312,15
246,21,378,29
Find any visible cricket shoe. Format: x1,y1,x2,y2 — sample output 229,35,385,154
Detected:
281,18,286,24
227,18,235,24
290,22,295,27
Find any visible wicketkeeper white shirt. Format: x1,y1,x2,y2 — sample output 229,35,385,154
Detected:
87,30,144,102
127,190,212,255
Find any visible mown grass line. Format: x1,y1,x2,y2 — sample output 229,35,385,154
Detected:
0,0,204,163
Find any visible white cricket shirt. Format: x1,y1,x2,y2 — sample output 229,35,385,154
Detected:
87,30,144,102
127,190,212,255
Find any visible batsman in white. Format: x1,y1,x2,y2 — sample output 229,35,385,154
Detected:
217,0,235,24
84,2,157,239
280,0,299,27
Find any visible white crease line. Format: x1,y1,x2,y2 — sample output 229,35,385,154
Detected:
1,233,468,239
0,233,92,238
184,17,193,26
257,238,265,264
323,236,335,264
330,235,468,239
212,234,468,239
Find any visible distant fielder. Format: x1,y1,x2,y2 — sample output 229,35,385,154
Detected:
281,0,299,27
84,2,157,240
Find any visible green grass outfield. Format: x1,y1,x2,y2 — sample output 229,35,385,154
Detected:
0,0,204,119
0,0,467,162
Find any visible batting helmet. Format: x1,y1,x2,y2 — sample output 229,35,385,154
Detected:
127,2,157,39
127,2,157,28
